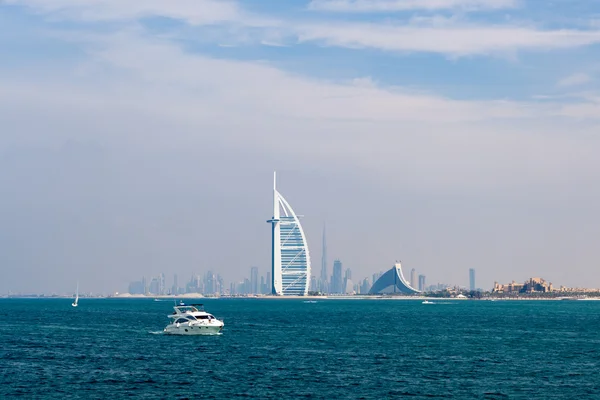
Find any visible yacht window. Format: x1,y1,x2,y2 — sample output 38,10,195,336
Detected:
186,316,197,321
175,318,188,324
197,315,209,319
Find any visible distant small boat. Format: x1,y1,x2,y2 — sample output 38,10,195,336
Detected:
303,300,317,303
72,282,79,307
422,300,434,304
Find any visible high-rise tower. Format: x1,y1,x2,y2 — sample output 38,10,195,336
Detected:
469,268,476,291
267,172,311,296
332,259,343,294
320,224,328,293
250,266,259,294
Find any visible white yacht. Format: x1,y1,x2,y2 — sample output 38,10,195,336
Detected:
163,304,224,335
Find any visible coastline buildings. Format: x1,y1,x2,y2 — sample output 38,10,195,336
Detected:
267,172,311,296
493,277,553,294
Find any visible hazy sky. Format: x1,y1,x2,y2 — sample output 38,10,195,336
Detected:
2,0,600,294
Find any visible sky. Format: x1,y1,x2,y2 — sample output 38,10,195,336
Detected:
1,0,600,294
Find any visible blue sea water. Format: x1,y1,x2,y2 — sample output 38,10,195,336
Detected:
1,298,600,399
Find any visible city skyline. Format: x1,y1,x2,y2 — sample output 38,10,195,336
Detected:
3,1,600,294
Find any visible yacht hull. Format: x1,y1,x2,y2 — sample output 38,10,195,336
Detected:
163,323,223,335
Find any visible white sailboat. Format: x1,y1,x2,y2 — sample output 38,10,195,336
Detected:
72,282,79,307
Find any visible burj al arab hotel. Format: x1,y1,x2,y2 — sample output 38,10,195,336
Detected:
267,172,311,296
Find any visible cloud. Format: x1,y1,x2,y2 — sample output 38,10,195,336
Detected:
1,30,598,159
3,0,274,26
295,22,600,56
559,99,600,118
8,0,600,57
557,73,592,88
308,0,518,12
0,30,549,147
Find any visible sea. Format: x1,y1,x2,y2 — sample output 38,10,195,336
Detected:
1,298,599,399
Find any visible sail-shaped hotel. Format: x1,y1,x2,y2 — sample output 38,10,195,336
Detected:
267,173,311,296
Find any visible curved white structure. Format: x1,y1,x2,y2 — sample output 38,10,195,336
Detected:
267,172,311,296
369,262,421,294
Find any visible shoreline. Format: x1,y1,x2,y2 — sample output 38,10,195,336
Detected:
2,294,600,301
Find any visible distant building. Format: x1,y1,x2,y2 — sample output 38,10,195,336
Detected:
320,224,328,293
469,268,475,291
332,260,343,294
172,274,178,295
310,275,317,292
267,172,311,295
410,268,416,291
250,267,259,294
159,273,165,295
343,278,354,294
343,268,352,294
360,277,371,294
372,272,382,287
369,262,420,294
493,277,553,294
128,280,144,295
418,275,426,292
149,277,159,295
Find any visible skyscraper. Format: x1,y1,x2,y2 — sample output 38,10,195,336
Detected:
159,273,165,295
418,275,426,292
410,268,416,290
320,223,328,293
343,267,353,294
149,277,159,294
469,268,476,291
172,273,178,295
360,277,371,294
267,172,311,296
310,275,317,292
332,259,343,294
250,266,259,294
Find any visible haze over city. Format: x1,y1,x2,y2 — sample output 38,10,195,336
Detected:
2,0,600,294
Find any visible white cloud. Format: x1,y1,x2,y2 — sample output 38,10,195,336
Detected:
295,22,600,56
559,99,600,118
8,0,600,56
3,0,274,26
1,31,597,156
557,73,592,88
308,0,518,12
